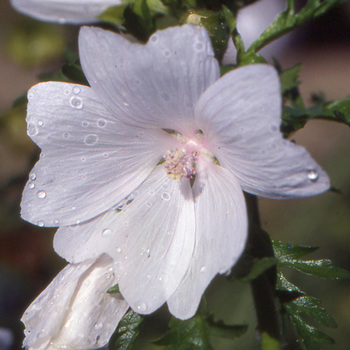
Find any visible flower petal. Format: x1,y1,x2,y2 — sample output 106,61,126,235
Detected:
54,166,196,314
79,25,220,133
22,255,129,350
195,64,330,198
10,0,120,24
21,82,167,227
167,163,248,319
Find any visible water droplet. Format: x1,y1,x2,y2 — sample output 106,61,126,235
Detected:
161,192,170,201
37,120,43,126
81,156,86,162
72,86,81,95
84,134,98,145
94,322,103,330
37,190,46,199
28,92,34,100
102,228,112,237
29,173,36,181
64,89,70,95
54,219,59,225
82,121,89,127
123,102,129,107
97,119,107,128
146,201,152,208
70,96,83,109
136,302,147,312
200,266,207,273
194,41,204,51
72,206,76,210
37,220,45,227
63,132,70,139
27,123,38,137
308,170,318,181
116,247,122,253
76,220,81,224
163,49,171,57
28,183,35,189
150,34,158,43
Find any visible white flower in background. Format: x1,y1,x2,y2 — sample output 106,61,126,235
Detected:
21,25,329,319
22,255,129,350
11,0,120,24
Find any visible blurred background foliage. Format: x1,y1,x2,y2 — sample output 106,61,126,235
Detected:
0,0,349,349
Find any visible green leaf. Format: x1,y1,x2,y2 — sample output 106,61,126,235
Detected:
207,317,248,339
98,5,126,25
261,332,282,350
279,64,302,95
279,258,350,280
272,240,319,261
239,257,278,282
111,309,143,350
154,316,213,350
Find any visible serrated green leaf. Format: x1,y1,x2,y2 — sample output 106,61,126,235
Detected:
287,312,335,349
154,316,213,350
291,296,337,328
280,258,350,280
111,309,143,350
207,317,248,339
279,64,301,94
272,240,319,261
239,257,278,282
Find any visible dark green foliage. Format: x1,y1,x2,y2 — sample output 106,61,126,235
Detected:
110,309,144,350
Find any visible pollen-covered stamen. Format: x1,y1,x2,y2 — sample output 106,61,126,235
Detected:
163,148,198,181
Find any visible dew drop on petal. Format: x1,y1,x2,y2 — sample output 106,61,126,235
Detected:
72,86,81,95
116,247,122,253
27,123,38,137
200,266,207,273
308,170,318,181
194,41,204,51
28,183,35,189
70,96,83,109
63,132,70,139
82,121,89,127
94,322,103,330
146,201,152,208
81,156,86,162
37,220,45,227
102,228,112,237
150,34,158,43
84,134,98,146
37,120,43,126
161,192,170,201
97,119,107,128
37,190,47,199
64,89,70,95
136,302,147,312
27,93,34,100
29,173,36,181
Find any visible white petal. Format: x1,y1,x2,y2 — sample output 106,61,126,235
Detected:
167,163,248,319
195,64,330,198
22,255,129,350
22,82,167,227
54,166,196,314
11,0,120,24
79,25,220,134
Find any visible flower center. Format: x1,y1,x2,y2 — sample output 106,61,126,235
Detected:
163,148,198,181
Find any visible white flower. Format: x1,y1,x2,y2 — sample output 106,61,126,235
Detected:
21,25,329,320
11,0,120,24
22,255,129,350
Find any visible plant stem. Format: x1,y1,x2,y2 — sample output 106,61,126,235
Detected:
245,193,282,350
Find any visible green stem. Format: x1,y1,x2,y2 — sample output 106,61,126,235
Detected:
245,193,282,350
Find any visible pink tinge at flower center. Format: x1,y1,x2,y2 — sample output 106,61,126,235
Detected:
162,129,216,181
